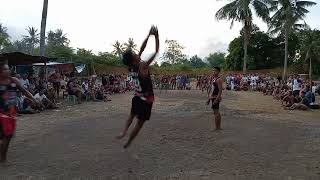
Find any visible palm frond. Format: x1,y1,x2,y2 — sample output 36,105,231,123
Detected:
295,1,317,8
215,0,239,21
252,0,271,22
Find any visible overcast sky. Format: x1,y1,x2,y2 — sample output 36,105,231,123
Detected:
1,0,319,58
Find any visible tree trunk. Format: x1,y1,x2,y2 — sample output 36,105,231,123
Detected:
31,44,34,55
309,57,312,81
243,39,248,74
40,0,48,56
283,29,289,81
40,0,48,82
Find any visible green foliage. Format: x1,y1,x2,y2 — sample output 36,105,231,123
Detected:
189,55,207,68
206,52,225,68
298,28,320,75
215,0,271,72
224,37,243,71
112,40,124,58
161,40,186,64
0,24,10,53
268,0,316,35
46,44,74,60
23,26,39,55
124,38,138,52
97,52,122,66
47,29,69,46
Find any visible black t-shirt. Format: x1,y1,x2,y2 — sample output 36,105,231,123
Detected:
102,77,107,86
129,64,154,97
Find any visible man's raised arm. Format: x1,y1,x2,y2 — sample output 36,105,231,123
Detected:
145,26,160,66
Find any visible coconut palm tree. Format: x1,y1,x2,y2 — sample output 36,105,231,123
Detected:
47,29,69,46
124,38,138,52
23,26,40,55
112,40,124,58
215,0,270,73
268,0,316,80
299,27,320,80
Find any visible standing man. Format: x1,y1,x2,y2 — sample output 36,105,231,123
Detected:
52,70,62,100
292,75,302,97
207,67,223,130
116,25,159,149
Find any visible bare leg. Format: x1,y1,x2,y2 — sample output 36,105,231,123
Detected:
213,109,222,130
0,137,11,163
116,113,135,139
123,119,146,149
76,91,82,104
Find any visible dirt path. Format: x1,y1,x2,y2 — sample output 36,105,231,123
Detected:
0,90,320,180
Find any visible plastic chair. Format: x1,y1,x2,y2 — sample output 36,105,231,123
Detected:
67,95,77,105
86,95,91,102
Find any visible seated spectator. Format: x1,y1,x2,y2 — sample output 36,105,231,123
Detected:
67,78,82,104
34,90,57,110
16,91,37,114
305,85,315,104
20,74,30,90
284,91,309,110
315,84,320,95
282,91,295,107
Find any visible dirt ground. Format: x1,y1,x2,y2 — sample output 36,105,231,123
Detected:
0,90,320,180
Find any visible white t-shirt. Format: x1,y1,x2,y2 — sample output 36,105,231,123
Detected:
292,79,301,91
34,93,47,102
20,79,30,89
82,82,89,93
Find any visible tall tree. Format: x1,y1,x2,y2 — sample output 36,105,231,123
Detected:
23,26,40,55
40,0,48,56
299,27,320,80
161,40,186,64
124,38,138,52
215,0,270,73
112,40,124,58
268,0,316,80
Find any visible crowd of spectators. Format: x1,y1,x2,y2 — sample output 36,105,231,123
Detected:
224,73,320,110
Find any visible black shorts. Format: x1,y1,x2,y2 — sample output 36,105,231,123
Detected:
211,99,220,110
53,82,61,89
131,96,153,121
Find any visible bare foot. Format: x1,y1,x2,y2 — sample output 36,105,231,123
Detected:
215,128,223,131
0,160,13,167
123,141,131,149
116,132,126,140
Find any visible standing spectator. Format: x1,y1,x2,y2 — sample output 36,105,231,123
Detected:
52,70,62,100
292,75,302,97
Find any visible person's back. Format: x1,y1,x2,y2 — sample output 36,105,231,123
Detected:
305,90,315,103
